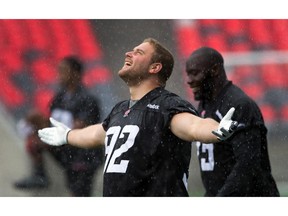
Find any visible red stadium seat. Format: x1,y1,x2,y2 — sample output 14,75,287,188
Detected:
270,20,288,50
0,48,23,73
242,83,264,100
70,20,103,60
261,64,287,89
199,19,222,34
83,66,112,87
280,64,288,87
175,24,202,58
47,20,77,60
173,20,204,59
230,66,257,85
230,42,251,52
0,21,7,48
223,20,247,36
230,66,264,100
33,89,54,116
0,20,30,51
198,20,229,51
0,72,25,108
248,20,273,49
260,104,277,124
205,33,228,52
223,20,251,51
30,58,57,85
280,104,288,122
24,20,52,51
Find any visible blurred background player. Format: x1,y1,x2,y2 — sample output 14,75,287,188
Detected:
185,47,279,196
14,56,104,196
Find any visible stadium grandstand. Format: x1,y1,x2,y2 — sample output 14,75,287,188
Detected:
0,19,287,196
174,19,288,128
0,20,115,120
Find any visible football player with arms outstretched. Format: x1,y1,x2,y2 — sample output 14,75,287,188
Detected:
39,38,237,197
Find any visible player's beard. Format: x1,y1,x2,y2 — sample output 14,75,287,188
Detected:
118,64,150,87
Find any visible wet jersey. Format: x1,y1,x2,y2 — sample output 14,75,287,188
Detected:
197,81,279,196
102,87,197,196
50,85,104,170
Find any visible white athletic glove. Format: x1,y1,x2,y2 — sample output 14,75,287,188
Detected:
38,117,71,146
212,107,238,141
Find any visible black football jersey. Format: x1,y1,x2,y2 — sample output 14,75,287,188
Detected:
50,85,104,170
50,85,100,126
102,87,198,196
197,81,279,196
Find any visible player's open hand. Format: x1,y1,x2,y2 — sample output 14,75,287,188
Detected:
212,107,238,141
38,117,71,146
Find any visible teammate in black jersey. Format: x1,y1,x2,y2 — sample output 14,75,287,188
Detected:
38,38,237,197
48,56,104,196
185,47,279,196
15,56,104,196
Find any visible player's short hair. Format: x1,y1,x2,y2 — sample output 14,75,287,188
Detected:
143,38,174,86
62,56,84,76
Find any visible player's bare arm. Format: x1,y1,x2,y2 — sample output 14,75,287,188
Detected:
170,107,236,142
67,123,106,148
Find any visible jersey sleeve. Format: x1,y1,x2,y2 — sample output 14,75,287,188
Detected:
165,96,198,116
160,95,199,130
